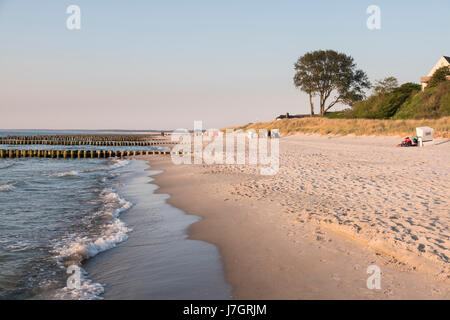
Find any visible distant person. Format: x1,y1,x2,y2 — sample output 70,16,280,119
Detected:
397,136,416,147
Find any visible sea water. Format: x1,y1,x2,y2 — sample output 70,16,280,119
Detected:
0,131,231,300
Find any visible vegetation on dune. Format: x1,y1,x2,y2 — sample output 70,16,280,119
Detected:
394,81,450,119
427,66,450,88
350,82,422,119
292,52,449,121
325,75,449,121
228,117,450,138
241,53,450,137
232,77,449,138
346,80,449,120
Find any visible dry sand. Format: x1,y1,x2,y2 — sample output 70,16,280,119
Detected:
149,135,449,299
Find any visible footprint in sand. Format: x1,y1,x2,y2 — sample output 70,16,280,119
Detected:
331,274,341,281
383,288,394,296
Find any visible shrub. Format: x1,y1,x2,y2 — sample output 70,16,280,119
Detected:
350,83,421,119
394,81,450,119
427,66,450,88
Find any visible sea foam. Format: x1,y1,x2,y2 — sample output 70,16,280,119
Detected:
0,182,17,192
51,170,80,177
52,188,132,300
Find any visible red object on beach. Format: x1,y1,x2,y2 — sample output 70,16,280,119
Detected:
396,137,414,147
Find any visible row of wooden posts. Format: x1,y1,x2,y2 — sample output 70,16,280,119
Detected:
0,149,182,159
0,140,177,146
0,135,169,142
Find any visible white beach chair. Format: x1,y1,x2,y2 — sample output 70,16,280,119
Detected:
416,127,434,147
271,129,280,138
247,131,258,139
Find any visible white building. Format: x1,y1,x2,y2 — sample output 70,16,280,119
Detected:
420,56,450,91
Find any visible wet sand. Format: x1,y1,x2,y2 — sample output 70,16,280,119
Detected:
84,160,231,299
149,135,449,299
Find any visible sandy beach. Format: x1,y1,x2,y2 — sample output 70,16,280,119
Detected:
149,134,450,299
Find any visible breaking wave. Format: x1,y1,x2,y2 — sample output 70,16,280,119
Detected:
52,189,133,300
51,170,80,177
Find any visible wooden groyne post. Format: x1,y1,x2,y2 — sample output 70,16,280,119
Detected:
0,149,181,159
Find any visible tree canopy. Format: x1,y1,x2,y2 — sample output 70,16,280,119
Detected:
294,50,371,116
373,77,399,95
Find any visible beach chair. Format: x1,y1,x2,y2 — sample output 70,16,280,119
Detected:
247,131,258,139
416,127,434,147
271,129,280,138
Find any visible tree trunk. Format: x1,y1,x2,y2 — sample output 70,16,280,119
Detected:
309,93,314,116
319,95,324,116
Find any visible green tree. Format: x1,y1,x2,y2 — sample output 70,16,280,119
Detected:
294,50,371,116
373,76,399,95
427,66,450,88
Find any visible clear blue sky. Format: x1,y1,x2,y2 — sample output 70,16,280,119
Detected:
0,0,449,129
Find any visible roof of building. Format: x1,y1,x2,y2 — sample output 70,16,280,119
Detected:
443,56,450,63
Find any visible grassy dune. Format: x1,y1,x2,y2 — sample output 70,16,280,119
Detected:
228,117,450,138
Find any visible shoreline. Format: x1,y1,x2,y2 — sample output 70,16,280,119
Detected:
83,159,231,300
148,134,449,299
